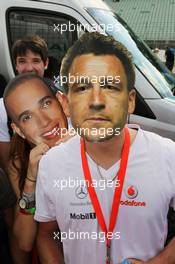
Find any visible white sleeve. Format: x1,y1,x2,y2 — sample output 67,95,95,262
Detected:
0,99,10,142
34,156,56,222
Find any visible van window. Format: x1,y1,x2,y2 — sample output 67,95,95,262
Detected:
133,91,156,119
7,9,78,73
87,8,175,99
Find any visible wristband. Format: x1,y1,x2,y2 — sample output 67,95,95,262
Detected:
26,207,36,215
19,208,32,215
19,207,36,215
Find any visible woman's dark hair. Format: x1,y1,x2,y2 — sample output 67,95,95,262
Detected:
9,134,31,194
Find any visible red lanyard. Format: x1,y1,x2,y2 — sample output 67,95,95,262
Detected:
80,127,130,264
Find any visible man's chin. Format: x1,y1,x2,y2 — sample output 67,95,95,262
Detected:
82,133,115,143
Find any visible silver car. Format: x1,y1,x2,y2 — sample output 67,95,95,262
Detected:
0,0,175,140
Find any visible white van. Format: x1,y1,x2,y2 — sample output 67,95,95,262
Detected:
0,0,175,140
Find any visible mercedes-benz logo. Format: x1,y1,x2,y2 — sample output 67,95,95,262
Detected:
75,185,88,199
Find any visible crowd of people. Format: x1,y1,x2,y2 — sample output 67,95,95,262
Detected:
165,47,175,72
153,46,174,72
0,32,175,264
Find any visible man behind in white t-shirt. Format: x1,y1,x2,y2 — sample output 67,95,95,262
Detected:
35,32,175,264
0,97,10,172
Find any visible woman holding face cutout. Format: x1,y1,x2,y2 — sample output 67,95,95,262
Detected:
4,73,69,263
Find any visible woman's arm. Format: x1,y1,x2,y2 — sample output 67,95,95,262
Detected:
8,160,37,251
37,221,64,264
13,180,38,251
8,142,49,251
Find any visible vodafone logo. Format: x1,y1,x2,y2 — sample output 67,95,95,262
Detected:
121,184,146,207
125,185,138,199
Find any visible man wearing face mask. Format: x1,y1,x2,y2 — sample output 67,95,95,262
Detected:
35,32,175,264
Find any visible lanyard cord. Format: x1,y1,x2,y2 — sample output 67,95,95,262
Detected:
80,127,131,263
